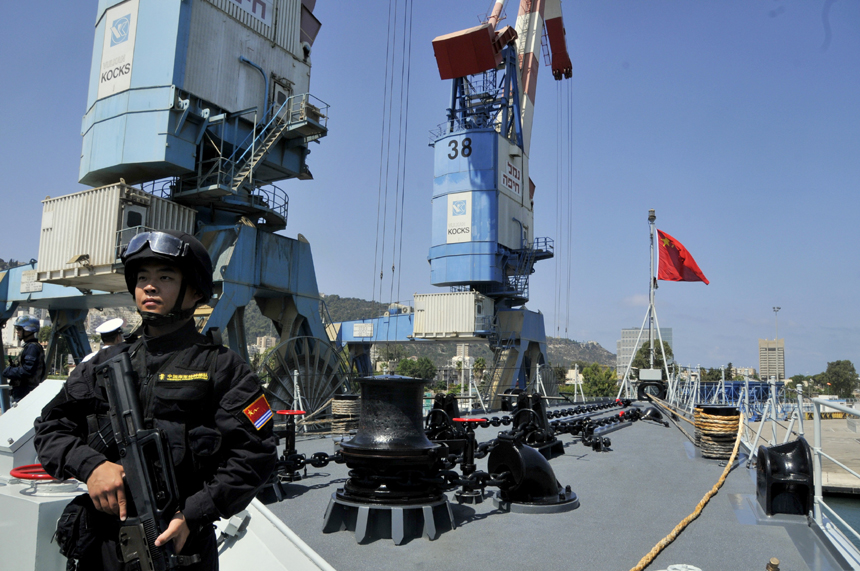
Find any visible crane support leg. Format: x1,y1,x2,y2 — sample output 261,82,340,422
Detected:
487,308,550,409
47,309,91,365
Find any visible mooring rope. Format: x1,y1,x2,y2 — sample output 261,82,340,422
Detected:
629,409,745,571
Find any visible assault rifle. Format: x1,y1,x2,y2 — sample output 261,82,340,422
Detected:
95,353,185,571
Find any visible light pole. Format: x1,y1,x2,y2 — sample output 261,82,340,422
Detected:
773,306,781,381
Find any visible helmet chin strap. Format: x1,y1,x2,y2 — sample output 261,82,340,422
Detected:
138,277,197,329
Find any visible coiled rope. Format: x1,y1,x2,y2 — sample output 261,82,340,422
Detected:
629,409,745,571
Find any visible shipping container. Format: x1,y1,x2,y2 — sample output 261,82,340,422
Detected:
36,184,196,292
412,292,494,340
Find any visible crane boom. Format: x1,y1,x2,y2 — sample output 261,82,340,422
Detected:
515,0,572,156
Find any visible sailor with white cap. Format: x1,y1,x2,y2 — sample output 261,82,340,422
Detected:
81,318,125,363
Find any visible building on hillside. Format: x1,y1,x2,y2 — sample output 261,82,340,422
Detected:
565,367,583,385
759,338,785,381
616,327,673,379
678,368,699,382
732,366,757,379
451,355,474,369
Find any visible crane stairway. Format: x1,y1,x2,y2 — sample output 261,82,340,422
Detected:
229,95,328,191
481,324,520,409
186,93,328,204
231,115,293,191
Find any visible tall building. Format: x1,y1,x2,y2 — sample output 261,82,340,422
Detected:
617,327,673,378
759,339,785,381
256,335,278,352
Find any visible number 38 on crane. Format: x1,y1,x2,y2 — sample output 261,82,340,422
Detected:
428,0,572,303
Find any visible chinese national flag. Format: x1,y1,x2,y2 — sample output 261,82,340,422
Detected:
657,230,709,285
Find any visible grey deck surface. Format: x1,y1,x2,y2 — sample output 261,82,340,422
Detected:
266,408,849,571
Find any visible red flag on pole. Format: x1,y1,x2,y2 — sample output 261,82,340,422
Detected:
657,230,709,285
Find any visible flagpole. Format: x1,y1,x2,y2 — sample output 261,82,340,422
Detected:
649,209,656,370
617,209,659,400
649,209,672,387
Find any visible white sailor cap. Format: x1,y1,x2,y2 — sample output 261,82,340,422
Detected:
95,318,125,336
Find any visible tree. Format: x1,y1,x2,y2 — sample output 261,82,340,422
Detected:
473,357,486,382
250,346,274,372
631,340,674,379
414,357,438,381
38,325,71,373
396,357,437,381
701,367,722,382
581,363,618,397
377,344,407,362
786,374,812,392
552,364,568,386
820,360,859,398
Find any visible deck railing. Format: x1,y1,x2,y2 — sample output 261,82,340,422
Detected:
660,376,860,563
716,385,860,565
809,397,860,563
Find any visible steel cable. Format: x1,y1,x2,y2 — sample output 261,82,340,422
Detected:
371,0,397,304
390,0,414,342
565,80,574,338
554,81,563,337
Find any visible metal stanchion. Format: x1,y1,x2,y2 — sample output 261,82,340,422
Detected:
0,384,11,413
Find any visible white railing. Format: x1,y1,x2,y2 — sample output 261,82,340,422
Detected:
737,389,860,567
810,397,860,562
738,381,803,467
663,376,860,564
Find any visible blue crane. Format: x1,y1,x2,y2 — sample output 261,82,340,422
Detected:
336,0,574,408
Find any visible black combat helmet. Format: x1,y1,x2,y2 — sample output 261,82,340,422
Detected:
121,230,213,326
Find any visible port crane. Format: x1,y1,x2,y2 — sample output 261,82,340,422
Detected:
336,0,573,408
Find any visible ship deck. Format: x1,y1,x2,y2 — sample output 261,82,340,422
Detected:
265,405,855,571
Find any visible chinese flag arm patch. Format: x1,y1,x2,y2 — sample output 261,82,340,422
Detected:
242,394,273,430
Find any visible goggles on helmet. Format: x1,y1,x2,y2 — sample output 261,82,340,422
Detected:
122,232,188,261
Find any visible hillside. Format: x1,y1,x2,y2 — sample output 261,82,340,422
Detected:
321,294,388,323
546,337,616,368
80,295,616,370
319,294,616,369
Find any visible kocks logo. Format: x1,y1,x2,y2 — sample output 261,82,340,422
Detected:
446,193,471,243
101,64,131,83
110,15,131,46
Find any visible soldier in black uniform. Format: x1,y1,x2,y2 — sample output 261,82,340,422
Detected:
34,231,276,570
2,314,46,401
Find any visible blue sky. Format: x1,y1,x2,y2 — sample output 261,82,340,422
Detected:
1,1,858,376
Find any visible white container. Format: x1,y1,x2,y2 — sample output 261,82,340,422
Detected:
412,292,494,340
36,183,195,292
